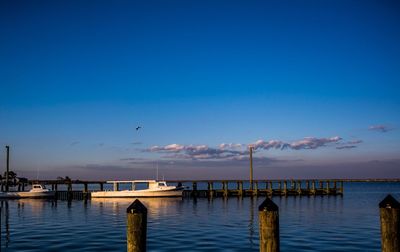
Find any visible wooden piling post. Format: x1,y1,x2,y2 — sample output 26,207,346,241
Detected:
325,181,330,194
239,181,243,197
339,181,344,194
208,182,214,198
254,181,258,196
5,146,10,192
379,195,400,252
311,180,316,195
67,183,72,200
127,199,147,252
83,183,89,200
297,181,302,195
100,183,104,191
221,181,227,197
283,181,287,196
333,181,337,194
192,182,198,197
268,181,273,195
259,197,280,252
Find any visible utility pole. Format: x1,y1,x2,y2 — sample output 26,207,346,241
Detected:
249,146,254,190
5,146,10,192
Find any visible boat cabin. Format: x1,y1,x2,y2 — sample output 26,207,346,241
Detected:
106,180,169,191
30,184,48,192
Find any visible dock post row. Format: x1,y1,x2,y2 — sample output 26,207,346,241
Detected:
124,195,400,252
1,179,345,199
177,179,344,197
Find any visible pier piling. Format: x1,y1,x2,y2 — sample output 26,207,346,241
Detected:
379,194,400,252
259,197,280,252
127,199,147,252
5,146,10,192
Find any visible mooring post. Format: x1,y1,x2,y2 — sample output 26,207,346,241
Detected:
100,183,104,191
259,197,280,252
311,180,316,195
5,146,10,192
333,180,337,194
192,182,198,197
254,181,258,196
379,194,400,252
297,181,302,195
326,181,330,194
67,183,72,200
208,182,214,198
239,181,243,197
268,181,273,195
283,181,287,196
83,183,88,200
340,181,344,194
223,181,228,197
127,199,147,252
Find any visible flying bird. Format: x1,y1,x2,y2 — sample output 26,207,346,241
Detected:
136,126,142,131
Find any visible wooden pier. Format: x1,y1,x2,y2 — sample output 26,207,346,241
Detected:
18,179,346,200
173,180,344,198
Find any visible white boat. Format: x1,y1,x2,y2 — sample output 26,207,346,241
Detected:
91,180,184,198
0,184,56,199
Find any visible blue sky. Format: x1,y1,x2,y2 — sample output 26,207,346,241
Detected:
0,0,399,179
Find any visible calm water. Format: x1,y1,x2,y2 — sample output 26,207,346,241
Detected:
1,182,399,251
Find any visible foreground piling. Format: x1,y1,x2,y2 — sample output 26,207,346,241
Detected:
127,199,147,252
379,194,400,252
259,197,279,252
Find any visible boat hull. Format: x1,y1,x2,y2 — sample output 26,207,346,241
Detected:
91,188,183,198
0,191,56,199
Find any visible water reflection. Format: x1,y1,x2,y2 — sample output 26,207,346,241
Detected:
91,198,183,218
248,197,255,248
0,201,10,250
0,184,390,252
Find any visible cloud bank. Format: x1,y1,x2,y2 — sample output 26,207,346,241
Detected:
250,136,342,151
147,136,357,160
149,144,248,160
369,125,393,133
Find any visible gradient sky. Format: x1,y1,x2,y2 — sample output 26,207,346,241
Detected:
0,0,399,180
